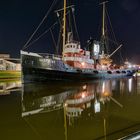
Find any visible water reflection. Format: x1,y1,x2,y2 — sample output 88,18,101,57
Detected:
22,79,128,118
22,83,76,117
20,77,140,140
22,80,114,118
0,77,140,140
22,80,114,140
0,80,21,95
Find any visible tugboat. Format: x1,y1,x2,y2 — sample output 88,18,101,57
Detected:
21,0,136,83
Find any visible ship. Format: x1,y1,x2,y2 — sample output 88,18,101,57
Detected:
20,0,137,83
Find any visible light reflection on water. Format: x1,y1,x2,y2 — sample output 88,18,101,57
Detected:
0,77,140,140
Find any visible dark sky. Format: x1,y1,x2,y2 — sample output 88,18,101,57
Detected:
0,0,139,64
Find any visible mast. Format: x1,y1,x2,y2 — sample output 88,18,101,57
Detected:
100,1,108,55
62,0,67,57
102,2,105,37
64,103,68,140
101,1,108,38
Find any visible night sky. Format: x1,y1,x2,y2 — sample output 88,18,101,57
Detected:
0,0,139,64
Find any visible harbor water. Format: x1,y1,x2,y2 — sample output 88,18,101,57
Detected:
0,75,140,140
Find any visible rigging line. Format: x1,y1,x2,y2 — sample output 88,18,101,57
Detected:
23,118,42,139
106,9,124,63
68,9,72,33
110,96,123,108
23,22,58,50
104,16,109,54
22,0,58,50
106,9,118,45
50,28,57,54
107,38,119,45
119,50,124,63
56,11,70,54
97,20,102,40
72,7,80,41
65,10,71,34
56,16,62,54
68,1,72,33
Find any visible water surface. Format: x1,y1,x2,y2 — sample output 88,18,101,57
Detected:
0,76,140,140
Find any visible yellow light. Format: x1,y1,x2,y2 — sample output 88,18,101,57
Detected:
103,92,109,97
101,65,105,69
64,103,67,107
82,93,86,98
81,62,85,66
82,85,87,90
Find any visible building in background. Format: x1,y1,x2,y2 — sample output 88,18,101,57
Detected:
0,54,21,79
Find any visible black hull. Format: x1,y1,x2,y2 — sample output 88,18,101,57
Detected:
22,67,135,83
22,67,98,82
21,51,136,83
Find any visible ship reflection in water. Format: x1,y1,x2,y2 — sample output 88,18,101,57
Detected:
22,80,113,118
0,78,140,140
19,77,140,140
